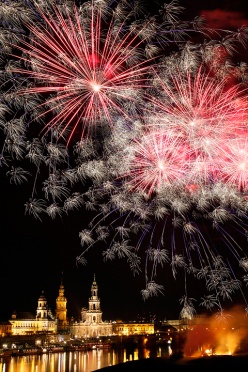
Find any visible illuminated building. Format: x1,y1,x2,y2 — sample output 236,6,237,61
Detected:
9,291,56,335
112,321,154,335
6,275,156,337
71,275,112,338
0,321,12,337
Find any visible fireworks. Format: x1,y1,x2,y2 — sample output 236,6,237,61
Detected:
5,0,159,143
146,66,248,190
118,129,190,196
77,62,248,311
1,0,248,316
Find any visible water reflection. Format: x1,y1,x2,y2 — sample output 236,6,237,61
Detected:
0,347,170,372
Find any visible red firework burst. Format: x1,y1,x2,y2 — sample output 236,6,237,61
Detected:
143,66,248,192
221,137,248,191
11,2,153,143
122,129,190,196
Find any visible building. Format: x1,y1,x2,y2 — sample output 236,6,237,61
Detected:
5,275,156,337
9,291,57,335
112,321,154,335
0,321,12,337
163,314,210,332
71,275,112,338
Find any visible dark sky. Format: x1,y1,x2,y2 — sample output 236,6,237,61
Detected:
0,1,248,323
0,171,186,322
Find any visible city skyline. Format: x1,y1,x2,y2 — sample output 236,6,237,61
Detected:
1,0,248,324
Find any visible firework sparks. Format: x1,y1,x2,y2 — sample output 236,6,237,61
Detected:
146,66,248,190
120,129,190,196
1,0,248,315
76,62,248,309
9,1,156,143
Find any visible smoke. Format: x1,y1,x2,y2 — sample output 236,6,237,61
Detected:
183,305,248,357
201,9,248,29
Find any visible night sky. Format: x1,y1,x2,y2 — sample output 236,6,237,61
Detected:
0,170,186,322
0,1,248,323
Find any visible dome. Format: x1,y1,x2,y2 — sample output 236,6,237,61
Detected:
38,290,46,301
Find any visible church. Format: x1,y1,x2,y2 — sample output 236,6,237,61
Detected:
7,275,154,337
71,274,112,338
9,291,57,335
8,274,113,337
9,275,69,336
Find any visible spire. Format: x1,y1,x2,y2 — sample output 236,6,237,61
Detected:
85,273,102,324
91,274,98,298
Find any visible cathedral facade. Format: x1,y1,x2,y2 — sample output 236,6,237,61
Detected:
71,275,112,338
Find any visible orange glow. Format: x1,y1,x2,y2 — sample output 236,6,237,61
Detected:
183,305,248,357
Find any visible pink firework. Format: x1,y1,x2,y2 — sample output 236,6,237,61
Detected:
11,2,154,144
119,129,190,197
146,66,248,190
220,137,248,192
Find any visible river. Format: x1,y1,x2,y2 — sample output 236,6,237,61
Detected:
0,346,171,372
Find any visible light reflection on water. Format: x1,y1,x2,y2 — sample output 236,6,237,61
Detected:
0,347,170,372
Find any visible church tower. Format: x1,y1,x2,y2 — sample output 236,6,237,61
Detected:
36,291,49,319
85,274,103,324
72,274,112,337
56,273,68,327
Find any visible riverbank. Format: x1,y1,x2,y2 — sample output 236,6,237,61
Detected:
0,342,112,357
94,354,248,371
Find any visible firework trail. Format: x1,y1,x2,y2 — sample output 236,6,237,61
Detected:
1,0,163,215
0,0,213,148
146,65,248,190
77,63,248,313
1,0,248,315
0,0,205,207
4,0,161,144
